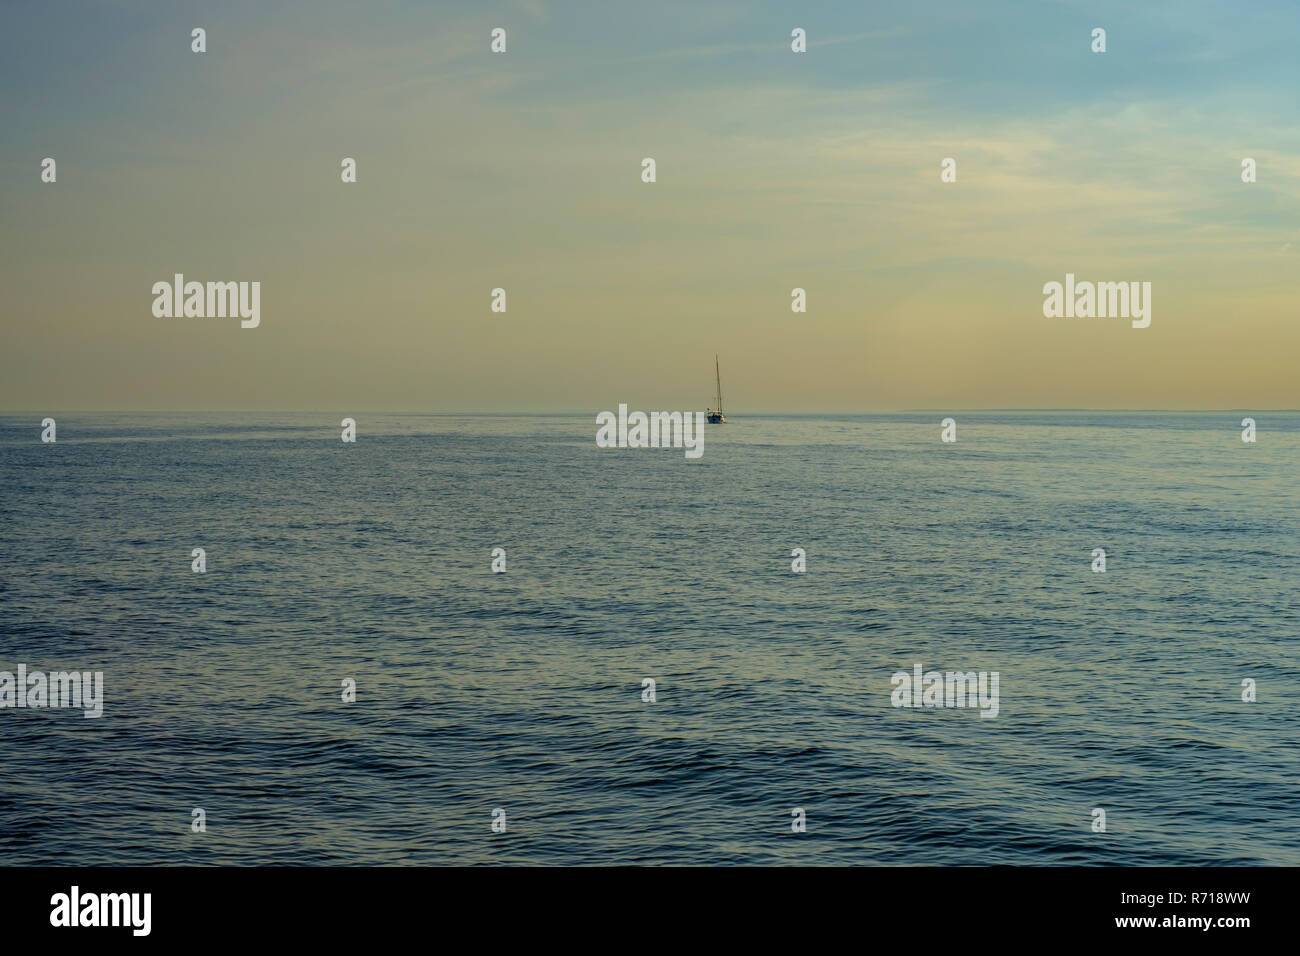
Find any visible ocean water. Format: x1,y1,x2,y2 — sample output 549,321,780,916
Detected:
1,411,1297,866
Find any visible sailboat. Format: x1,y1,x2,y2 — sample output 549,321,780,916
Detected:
706,355,726,423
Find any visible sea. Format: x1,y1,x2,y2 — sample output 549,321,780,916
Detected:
1,411,1297,865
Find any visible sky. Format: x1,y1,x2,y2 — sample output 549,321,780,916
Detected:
2,0,1298,412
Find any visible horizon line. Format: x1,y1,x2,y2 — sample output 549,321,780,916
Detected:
3,408,1297,416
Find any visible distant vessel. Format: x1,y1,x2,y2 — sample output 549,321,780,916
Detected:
706,355,726,424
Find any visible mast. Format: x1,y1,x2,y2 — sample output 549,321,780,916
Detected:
714,355,723,414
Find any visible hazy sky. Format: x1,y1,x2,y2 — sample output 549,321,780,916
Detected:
3,0,1298,411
